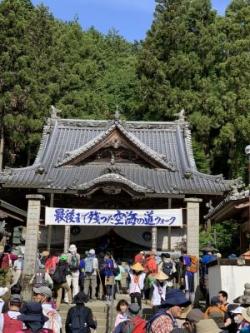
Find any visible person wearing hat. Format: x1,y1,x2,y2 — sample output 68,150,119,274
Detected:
196,319,222,333
65,291,97,333
134,251,145,266
150,271,169,311
147,288,191,333
17,301,53,332
0,294,23,332
230,306,250,333
83,249,99,301
64,244,80,304
53,254,72,309
33,286,62,333
144,252,158,275
129,262,146,308
183,308,205,332
159,253,176,288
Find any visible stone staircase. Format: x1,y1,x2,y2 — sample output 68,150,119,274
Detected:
59,295,153,333
59,301,108,333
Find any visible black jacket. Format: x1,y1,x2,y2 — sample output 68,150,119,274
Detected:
65,305,97,333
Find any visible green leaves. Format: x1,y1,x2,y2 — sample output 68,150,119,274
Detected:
137,0,250,182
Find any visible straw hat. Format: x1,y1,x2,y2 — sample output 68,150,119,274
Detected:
154,271,168,281
131,262,144,272
196,319,221,333
242,307,250,323
41,250,49,257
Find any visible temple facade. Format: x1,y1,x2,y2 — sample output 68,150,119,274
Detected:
0,110,238,295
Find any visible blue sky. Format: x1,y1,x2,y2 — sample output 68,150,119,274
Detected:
31,0,231,41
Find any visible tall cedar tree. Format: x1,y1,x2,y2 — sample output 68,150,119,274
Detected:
0,0,138,166
137,0,250,179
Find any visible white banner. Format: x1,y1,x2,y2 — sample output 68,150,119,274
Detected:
45,207,183,227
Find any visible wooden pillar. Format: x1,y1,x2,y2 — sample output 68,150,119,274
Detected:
151,227,157,252
168,198,172,250
47,193,54,251
64,225,70,253
22,194,44,301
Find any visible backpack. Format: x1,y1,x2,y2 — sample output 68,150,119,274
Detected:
52,266,65,285
3,313,23,333
118,316,146,333
0,253,12,270
162,261,173,277
69,254,79,271
34,271,46,286
146,310,175,333
131,316,147,333
68,307,91,333
187,255,198,273
84,257,94,274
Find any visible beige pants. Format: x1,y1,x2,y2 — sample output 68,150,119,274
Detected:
56,282,72,309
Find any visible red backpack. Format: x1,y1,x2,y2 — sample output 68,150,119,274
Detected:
131,316,147,333
3,313,23,333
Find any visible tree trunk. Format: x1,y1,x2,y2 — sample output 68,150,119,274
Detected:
0,125,4,171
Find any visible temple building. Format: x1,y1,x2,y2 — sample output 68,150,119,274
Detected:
0,108,238,261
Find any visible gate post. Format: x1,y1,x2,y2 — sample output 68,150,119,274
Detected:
152,227,157,252
22,194,44,301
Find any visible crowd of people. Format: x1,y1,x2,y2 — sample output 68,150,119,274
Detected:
0,242,249,332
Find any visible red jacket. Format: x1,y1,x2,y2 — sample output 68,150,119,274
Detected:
144,256,158,274
134,254,145,265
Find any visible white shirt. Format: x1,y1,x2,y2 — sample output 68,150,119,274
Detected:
129,272,146,294
42,303,62,333
151,282,168,306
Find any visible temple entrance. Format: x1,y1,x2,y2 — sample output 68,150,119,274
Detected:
73,229,146,260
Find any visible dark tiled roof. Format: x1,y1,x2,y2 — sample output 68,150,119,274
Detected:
0,118,235,196
204,189,249,221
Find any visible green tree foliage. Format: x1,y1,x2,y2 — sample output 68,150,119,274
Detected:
0,0,139,166
137,0,250,180
199,220,240,255
0,0,249,182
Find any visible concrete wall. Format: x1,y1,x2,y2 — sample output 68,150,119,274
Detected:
208,264,250,303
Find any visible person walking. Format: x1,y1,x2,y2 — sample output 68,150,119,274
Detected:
33,285,62,333
113,299,129,329
150,271,168,311
17,301,53,333
113,303,146,333
0,294,23,332
147,288,191,333
83,249,99,301
52,255,72,309
104,253,115,302
65,292,97,333
11,254,24,287
65,244,80,303
129,263,146,309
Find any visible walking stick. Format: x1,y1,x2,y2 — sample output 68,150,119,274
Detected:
97,270,104,299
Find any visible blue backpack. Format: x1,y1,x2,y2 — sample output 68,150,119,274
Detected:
84,257,94,274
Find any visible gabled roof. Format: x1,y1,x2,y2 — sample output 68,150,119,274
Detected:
204,189,249,222
0,116,235,197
